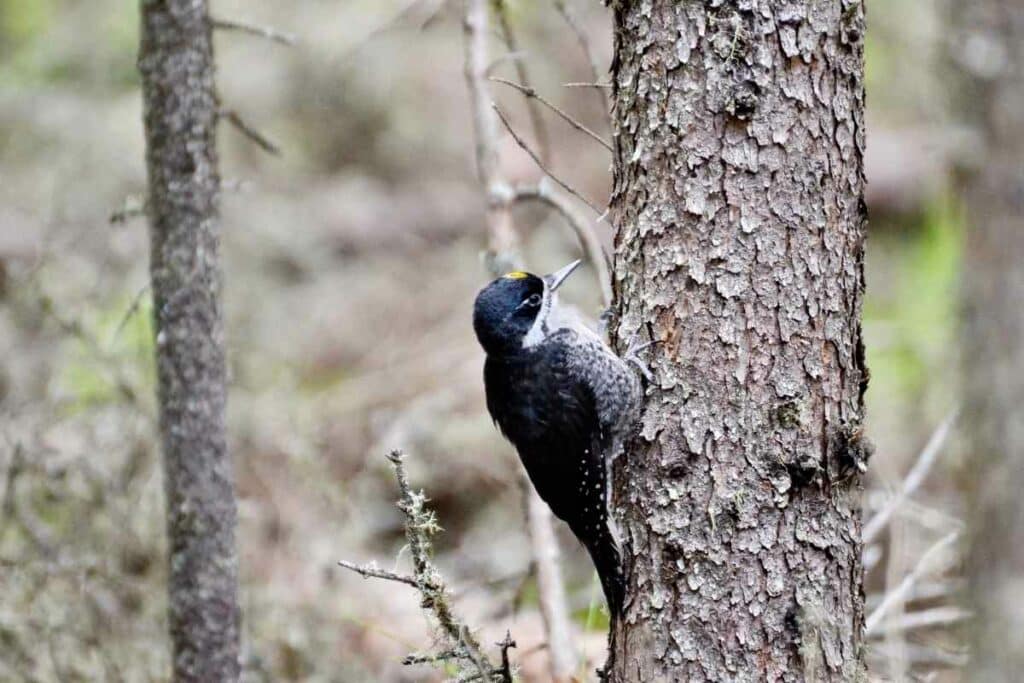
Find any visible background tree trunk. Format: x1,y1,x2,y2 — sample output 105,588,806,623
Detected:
956,2,1024,679
607,2,868,680
138,2,240,681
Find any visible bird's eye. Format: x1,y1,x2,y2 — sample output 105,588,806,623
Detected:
524,293,542,307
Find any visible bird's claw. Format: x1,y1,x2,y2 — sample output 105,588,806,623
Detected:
623,337,658,383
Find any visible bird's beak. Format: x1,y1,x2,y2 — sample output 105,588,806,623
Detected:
545,259,582,292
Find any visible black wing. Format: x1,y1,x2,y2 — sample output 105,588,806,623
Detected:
484,339,624,614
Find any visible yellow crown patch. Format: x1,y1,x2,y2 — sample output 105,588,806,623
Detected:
503,271,528,280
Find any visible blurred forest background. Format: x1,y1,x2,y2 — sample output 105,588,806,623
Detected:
1,0,966,680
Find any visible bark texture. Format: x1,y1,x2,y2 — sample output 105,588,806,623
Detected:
956,2,1024,680
138,2,240,681
608,2,868,680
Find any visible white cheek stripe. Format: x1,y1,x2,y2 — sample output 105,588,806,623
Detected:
522,289,555,348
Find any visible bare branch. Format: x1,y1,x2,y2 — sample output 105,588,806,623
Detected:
211,18,296,46
336,560,417,588
110,284,152,344
402,650,469,666
524,489,576,679
866,579,964,610
491,0,551,163
864,408,959,544
868,606,972,638
493,103,603,216
513,182,611,308
463,0,501,189
109,196,147,225
563,81,613,89
218,108,281,156
491,77,612,152
497,632,516,683
866,532,960,636
553,0,610,116
462,6,577,678
387,450,505,680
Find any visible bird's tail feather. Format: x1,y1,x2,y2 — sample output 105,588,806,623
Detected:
583,533,625,619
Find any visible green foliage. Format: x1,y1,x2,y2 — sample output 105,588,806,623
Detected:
57,290,154,411
864,192,963,410
0,0,56,48
0,0,137,88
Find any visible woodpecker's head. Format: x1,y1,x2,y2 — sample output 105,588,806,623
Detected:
473,260,581,355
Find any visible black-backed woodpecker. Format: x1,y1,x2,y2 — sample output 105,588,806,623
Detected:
473,260,643,617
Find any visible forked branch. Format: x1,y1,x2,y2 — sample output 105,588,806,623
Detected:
338,450,513,682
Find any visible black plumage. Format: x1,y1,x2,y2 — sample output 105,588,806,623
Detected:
473,264,640,617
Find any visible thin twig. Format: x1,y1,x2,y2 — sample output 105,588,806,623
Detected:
553,0,610,116
866,579,964,610
111,284,152,345
109,196,147,225
514,182,611,308
493,103,603,216
211,18,296,46
218,108,281,156
864,409,959,544
336,560,418,588
867,642,968,668
491,77,612,151
491,0,551,163
497,632,516,683
339,450,508,680
563,82,613,89
866,531,960,636
385,451,497,677
402,650,468,666
868,606,972,638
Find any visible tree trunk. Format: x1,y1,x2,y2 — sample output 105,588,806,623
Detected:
956,2,1024,679
607,2,868,680
138,2,240,681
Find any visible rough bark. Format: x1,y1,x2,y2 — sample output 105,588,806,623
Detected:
956,2,1024,680
138,2,240,681
607,2,868,681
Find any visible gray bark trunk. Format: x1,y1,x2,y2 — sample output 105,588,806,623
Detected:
138,2,240,681
607,2,868,681
956,3,1024,680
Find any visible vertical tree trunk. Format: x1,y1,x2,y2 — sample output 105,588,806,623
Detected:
956,3,1024,679
138,2,240,681
608,2,868,680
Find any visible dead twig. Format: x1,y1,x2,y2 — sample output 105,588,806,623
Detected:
493,103,603,217
218,108,281,156
866,531,960,636
868,606,972,638
211,18,296,46
553,0,609,116
109,196,147,225
336,560,417,588
497,632,516,683
110,284,152,345
563,82,613,89
864,408,959,544
340,450,510,681
491,0,551,164
491,77,612,152
514,181,611,307
523,489,574,678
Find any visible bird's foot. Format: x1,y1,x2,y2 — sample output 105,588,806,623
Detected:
623,336,658,383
